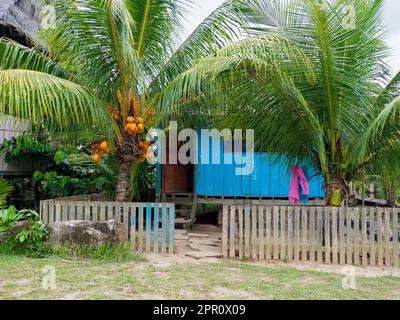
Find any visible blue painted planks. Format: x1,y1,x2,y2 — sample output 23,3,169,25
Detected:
153,203,159,253
169,204,175,253
160,133,326,198
161,203,167,253
250,154,261,197
223,153,235,196
213,139,224,196
146,203,152,252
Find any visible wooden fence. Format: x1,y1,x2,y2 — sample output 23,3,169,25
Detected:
40,200,175,254
222,205,400,267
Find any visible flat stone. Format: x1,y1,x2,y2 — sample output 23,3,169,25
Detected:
188,233,210,238
189,238,217,246
185,251,223,259
188,244,221,253
175,235,190,240
175,230,188,235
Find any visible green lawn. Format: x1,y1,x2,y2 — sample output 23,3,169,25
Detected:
0,254,399,300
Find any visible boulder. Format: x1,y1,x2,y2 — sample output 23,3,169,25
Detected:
48,220,128,247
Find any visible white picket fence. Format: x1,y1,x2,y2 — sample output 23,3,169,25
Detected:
40,200,175,254
222,205,400,267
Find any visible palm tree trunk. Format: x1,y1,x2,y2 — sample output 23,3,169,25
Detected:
115,159,133,202
387,183,398,207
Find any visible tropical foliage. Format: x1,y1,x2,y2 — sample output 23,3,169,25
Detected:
0,0,246,201
0,206,49,256
160,0,400,204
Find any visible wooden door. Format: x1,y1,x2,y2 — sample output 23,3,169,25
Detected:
162,141,193,193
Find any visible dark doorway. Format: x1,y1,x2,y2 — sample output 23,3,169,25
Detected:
162,141,194,193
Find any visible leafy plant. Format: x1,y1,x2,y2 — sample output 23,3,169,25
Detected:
0,206,49,256
33,170,113,199
0,179,14,208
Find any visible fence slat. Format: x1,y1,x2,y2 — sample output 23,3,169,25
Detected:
310,207,315,263
222,205,228,257
92,202,98,222
132,205,137,251
265,206,271,260
99,204,105,222
377,208,383,266
301,207,307,261
317,207,323,263
393,209,399,268
84,203,90,222
295,207,300,261
354,207,360,265
369,207,376,266
339,208,345,264
287,207,293,262
245,206,251,258
324,207,331,264
49,201,55,223
332,207,338,264
258,206,264,260
145,204,152,253
168,204,175,254
346,208,352,265
273,207,279,260
230,205,236,258
252,206,258,259
124,204,129,239
153,204,160,254
384,209,391,267
280,207,286,261
161,204,168,254
362,208,368,266
238,206,244,259
138,205,144,252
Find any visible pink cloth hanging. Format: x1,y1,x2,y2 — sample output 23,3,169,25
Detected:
289,166,310,205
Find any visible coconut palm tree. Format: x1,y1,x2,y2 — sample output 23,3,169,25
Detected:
0,0,246,201
160,0,400,204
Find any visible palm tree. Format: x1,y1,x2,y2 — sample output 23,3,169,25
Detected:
0,0,246,202
160,0,400,204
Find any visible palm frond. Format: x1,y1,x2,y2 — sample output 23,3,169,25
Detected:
0,69,115,136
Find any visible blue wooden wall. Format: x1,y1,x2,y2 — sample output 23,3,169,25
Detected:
195,152,325,197
156,135,325,198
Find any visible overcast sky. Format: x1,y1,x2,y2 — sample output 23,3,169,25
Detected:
184,0,400,74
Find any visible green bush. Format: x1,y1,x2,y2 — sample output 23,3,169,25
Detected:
0,207,49,257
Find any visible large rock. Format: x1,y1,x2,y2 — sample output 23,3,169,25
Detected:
48,220,128,247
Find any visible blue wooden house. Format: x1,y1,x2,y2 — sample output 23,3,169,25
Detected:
156,134,325,201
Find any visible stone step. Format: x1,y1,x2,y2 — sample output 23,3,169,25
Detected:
175,235,190,241
188,244,221,253
175,218,194,225
185,251,223,259
187,232,209,238
189,238,217,246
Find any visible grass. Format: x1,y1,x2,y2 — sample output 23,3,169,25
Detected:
0,254,399,300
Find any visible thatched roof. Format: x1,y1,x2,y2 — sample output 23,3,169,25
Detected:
0,0,44,40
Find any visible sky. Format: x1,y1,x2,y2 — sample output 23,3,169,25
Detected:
183,0,400,74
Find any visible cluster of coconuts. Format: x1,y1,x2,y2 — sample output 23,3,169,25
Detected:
91,140,110,162
124,116,145,135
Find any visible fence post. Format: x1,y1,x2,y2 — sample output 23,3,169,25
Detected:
222,205,228,257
